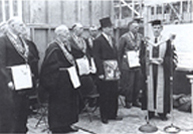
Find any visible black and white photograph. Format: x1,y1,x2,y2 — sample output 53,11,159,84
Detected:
0,0,193,134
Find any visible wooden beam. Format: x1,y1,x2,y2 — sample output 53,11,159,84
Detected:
2,0,6,21
119,0,140,17
169,3,182,21
17,0,22,18
9,0,13,18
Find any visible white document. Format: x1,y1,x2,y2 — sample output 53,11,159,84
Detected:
67,66,81,89
126,50,140,68
76,56,90,76
10,64,32,90
90,57,97,74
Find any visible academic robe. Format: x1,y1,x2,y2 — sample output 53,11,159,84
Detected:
40,42,79,130
93,33,119,119
0,35,30,133
140,35,177,114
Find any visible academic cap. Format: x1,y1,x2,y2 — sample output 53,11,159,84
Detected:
149,19,162,26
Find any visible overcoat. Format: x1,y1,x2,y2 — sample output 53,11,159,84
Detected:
40,42,79,130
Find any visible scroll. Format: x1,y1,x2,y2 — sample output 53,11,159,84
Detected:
103,60,120,81
10,64,32,90
67,66,81,89
126,50,140,68
76,56,90,76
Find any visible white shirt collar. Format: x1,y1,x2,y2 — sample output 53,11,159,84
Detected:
102,32,109,41
129,31,135,39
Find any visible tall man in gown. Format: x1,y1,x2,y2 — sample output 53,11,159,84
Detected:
140,20,177,121
0,17,32,133
93,17,122,124
40,25,79,133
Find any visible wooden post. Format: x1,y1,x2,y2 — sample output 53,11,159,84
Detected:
18,0,22,18
186,75,193,114
2,0,6,21
9,0,13,18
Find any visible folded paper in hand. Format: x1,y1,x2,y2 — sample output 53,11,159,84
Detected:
76,56,90,76
103,60,120,80
10,64,32,90
126,50,140,68
67,66,81,89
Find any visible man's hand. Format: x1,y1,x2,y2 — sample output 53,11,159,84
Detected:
8,81,14,90
99,75,105,79
149,58,163,65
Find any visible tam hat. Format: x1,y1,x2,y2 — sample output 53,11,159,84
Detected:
99,17,112,29
149,19,162,26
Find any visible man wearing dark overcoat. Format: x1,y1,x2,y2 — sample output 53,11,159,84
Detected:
0,17,32,133
93,17,122,124
40,25,79,133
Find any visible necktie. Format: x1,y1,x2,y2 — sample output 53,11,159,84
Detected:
155,37,158,43
108,36,113,48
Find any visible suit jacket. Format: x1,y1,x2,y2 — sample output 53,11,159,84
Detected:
93,33,118,76
118,32,143,70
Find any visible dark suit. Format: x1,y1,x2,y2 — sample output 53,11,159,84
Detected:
93,33,119,120
118,32,143,105
0,35,31,133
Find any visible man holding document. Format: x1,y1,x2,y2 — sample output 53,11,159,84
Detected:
0,17,33,133
40,25,80,133
118,19,143,108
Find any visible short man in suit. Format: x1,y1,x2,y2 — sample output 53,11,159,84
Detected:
118,20,143,108
93,17,122,124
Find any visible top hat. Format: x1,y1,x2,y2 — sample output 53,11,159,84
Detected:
99,17,112,28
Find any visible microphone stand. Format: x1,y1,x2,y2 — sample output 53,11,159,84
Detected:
164,38,180,133
139,39,158,133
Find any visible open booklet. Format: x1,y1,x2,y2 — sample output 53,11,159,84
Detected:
10,64,33,90
126,50,140,68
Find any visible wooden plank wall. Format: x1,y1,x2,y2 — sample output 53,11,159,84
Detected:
21,0,113,69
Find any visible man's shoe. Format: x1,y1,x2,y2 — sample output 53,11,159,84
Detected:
160,116,168,121
125,102,132,109
133,101,142,107
109,116,123,121
101,118,108,124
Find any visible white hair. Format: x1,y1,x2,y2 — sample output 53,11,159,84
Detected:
71,23,83,31
7,16,23,26
54,25,69,36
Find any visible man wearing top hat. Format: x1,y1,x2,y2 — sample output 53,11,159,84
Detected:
93,17,122,124
140,19,177,121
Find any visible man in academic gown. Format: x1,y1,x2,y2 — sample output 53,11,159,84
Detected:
140,20,177,121
40,25,79,133
93,17,122,124
0,17,32,133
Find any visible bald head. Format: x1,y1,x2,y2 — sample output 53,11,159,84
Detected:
7,16,25,35
55,25,70,42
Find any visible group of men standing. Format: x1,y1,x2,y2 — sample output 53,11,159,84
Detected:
0,15,177,133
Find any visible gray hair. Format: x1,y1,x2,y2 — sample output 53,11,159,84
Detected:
54,25,69,36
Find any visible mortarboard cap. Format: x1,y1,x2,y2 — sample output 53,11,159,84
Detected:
149,19,162,26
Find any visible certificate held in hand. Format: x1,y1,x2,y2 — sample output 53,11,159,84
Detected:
103,60,120,81
126,50,140,68
10,64,33,90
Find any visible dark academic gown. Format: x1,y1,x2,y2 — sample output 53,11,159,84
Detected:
140,39,177,114
40,42,79,130
0,35,30,133
69,36,96,98
93,34,119,119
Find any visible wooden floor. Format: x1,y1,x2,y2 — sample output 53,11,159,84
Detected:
27,98,193,134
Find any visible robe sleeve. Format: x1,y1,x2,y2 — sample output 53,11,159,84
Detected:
40,48,60,90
